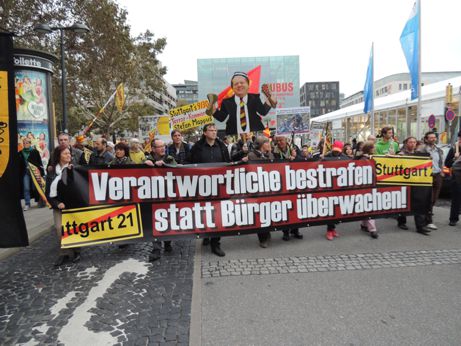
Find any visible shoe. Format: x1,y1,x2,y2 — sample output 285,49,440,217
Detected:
259,241,268,248
206,94,218,116
118,244,129,249
291,229,303,239
149,251,161,262
332,230,339,237
398,224,409,230
164,242,173,252
282,231,290,241
326,230,334,241
360,225,369,232
449,221,457,226
72,253,81,263
370,232,379,239
54,255,67,267
23,205,30,211
426,223,438,230
211,245,225,257
416,227,431,236
202,238,210,246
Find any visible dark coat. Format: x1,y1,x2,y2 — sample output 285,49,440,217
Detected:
18,148,44,202
167,142,191,164
18,148,44,177
188,137,230,164
88,150,114,165
213,93,271,135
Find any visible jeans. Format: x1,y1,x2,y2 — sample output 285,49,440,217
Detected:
449,173,461,222
23,173,31,206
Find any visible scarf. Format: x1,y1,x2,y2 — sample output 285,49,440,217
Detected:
22,147,32,162
49,163,68,198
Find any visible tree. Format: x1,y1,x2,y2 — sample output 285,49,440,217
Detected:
1,0,168,136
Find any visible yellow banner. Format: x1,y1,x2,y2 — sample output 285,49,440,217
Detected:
0,71,9,178
115,83,125,112
61,204,143,248
169,100,213,131
374,155,433,186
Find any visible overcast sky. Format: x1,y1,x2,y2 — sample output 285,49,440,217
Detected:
117,0,461,97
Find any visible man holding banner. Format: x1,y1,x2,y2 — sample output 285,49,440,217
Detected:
189,123,230,256
208,72,277,135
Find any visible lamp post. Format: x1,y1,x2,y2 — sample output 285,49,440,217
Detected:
34,23,90,132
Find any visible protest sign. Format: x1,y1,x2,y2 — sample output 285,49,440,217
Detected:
57,158,424,248
276,107,310,135
169,100,213,131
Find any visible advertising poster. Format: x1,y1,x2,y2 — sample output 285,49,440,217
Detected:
15,69,50,167
276,107,310,135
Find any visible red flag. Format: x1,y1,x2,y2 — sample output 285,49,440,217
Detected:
217,65,261,107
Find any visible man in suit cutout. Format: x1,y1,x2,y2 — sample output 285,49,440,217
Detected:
207,72,277,135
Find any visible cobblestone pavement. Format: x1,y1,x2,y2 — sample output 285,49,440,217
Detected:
202,248,461,278
0,234,194,346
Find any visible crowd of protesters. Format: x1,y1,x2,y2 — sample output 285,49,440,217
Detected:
18,123,461,266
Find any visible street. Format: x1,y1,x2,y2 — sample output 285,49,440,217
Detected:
1,201,461,345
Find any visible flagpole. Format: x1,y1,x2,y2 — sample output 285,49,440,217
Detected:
371,42,375,135
416,0,422,140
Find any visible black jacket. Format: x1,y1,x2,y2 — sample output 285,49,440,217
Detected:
88,150,114,165
18,148,44,177
213,93,272,135
189,137,230,164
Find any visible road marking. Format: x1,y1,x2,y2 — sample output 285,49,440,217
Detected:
57,259,148,345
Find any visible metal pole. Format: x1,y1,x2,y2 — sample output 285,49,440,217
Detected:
60,29,68,132
370,42,375,135
416,0,422,140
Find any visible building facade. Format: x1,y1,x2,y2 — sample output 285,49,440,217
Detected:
300,81,340,118
341,71,461,108
172,80,198,105
197,55,300,130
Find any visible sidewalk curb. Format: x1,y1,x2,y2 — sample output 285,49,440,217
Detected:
0,221,53,261
189,240,202,346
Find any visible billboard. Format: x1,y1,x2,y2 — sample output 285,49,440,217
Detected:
198,56,300,131
15,69,51,167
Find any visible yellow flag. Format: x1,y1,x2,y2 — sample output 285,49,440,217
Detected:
115,83,125,112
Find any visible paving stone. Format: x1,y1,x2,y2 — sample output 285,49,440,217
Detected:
202,249,461,278
0,235,195,345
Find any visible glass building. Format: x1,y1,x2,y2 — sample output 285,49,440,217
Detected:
197,56,300,130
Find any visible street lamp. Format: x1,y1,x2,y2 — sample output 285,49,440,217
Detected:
34,23,90,132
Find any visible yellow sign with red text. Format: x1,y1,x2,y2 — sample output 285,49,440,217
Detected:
61,204,143,248
0,71,10,178
374,155,432,186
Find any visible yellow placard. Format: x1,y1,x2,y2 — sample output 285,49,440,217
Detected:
374,155,433,186
0,71,9,178
169,100,213,131
61,204,143,248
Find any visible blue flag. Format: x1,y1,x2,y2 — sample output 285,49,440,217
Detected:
400,0,420,100
363,45,373,114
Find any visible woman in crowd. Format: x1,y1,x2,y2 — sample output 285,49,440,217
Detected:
18,137,44,211
248,136,275,248
110,142,133,165
45,144,80,266
342,143,354,158
355,141,378,239
129,138,146,164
